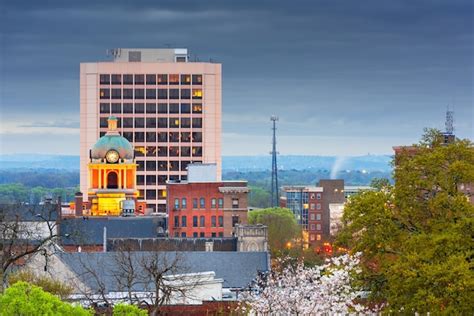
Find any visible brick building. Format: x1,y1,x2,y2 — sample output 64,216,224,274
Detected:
166,164,249,237
280,179,345,243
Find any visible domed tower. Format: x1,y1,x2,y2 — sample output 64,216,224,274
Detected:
87,116,138,216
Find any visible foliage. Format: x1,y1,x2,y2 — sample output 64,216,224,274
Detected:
113,303,147,316
369,177,391,190
0,183,78,204
0,281,92,315
336,130,474,313
8,270,73,300
240,253,376,314
0,169,79,188
248,186,271,209
248,208,300,257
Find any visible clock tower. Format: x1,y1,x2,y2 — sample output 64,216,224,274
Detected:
87,116,138,216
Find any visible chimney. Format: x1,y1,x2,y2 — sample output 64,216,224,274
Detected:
75,192,83,217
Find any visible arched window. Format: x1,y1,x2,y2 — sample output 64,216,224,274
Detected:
107,171,118,189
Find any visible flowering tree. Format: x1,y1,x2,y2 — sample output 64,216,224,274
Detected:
240,253,372,314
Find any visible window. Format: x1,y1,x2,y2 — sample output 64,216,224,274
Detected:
157,74,167,85
136,175,144,185
169,74,179,84
200,198,205,208
122,89,133,99
137,160,145,171
100,74,110,84
310,213,315,221
146,74,156,85
123,118,133,128
146,161,156,171
135,89,144,99
158,161,167,171
192,89,202,99
192,74,202,85
135,133,145,143
193,216,198,227
316,214,321,220
111,103,121,113
218,216,223,227
158,132,167,142
111,74,121,85
170,118,180,128
146,190,156,199
181,147,190,157
192,118,202,128
181,89,191,99
181,74,191,84
111,89,121,99
146,146,156,156
158,175,167,184
218,232,224,237
192,132,202,142
200,232,205,237
211,198,216,208
317,234,321,241
317,203,321,210
135,103,144,113
193,232,198,238
158,103,167,113
192,147,202,157
310,234,315,241
99,103,110,114
158,89,168,99
181,118,190,128
157,147,167,157
181,132,190,142
146,89,156,99
169,89,179,99
181,198,187,209
146,175,156,185
310,224,316,230
169,103,180,113
100,89,110,99
218,198,224,208
200,216,205,227
169,147,179,157
193,198,198,208
232,198,239,209
317,193,321,199
192,104,202,113
146,118,156,128
174,216,179,228
310,203,315,210
181,161,190,171
123,103,133,113
316,224,321,231
158,118,168,128
211,216,216,227
181,103,190,113
181,216,187,227
232,215,239,227
134,74,144,85
211,232,216,238
135,118,144,128
181,232,187,237
146,132,156,142
123,74,133,85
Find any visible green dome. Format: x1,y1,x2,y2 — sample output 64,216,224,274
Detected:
91,134,134,160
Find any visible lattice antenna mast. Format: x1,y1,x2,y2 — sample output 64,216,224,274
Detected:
270,116,279,207
445,107,454,135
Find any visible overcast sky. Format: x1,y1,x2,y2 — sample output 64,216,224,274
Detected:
1,0,472,156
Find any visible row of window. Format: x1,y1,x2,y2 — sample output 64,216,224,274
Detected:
134,146,202,158
309,213,322,221
100,117,202,129
174,232,224,238
99,88,203,100
137,174,191,186
310,234,322,241
174,215,224,228
100,74,203,85
174,197,224,210
136,159,201,172
100,132,202,144
309,223,322,231
100,103,203,114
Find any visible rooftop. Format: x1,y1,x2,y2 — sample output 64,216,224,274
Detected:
107,48,189,63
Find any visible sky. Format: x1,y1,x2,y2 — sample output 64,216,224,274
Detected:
1,0,473,156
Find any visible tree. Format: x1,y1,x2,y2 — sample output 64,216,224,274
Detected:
248,208,301,257
0,203,62,291
336,130,474,313
8,269,73,300
369,177,391,190
0,281,92,316
240,253,374,314
113,303,147,316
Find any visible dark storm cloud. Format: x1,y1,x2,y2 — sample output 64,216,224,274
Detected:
1,0,472,155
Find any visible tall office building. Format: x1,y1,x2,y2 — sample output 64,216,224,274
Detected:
80,48,222,213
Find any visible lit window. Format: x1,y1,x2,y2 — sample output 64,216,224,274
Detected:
316,224,321,230
192,89,203,99
181,74,191,84
317,234,321,241
192,74,202,85
310,234,315,241
192,104,202,113
169,74,179,84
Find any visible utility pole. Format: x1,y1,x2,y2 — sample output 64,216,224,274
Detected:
270,116,279,207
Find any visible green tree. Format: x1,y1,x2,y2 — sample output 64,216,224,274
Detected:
248,186,271,208
248,208,300,257
369,177,391,190
336,130,474,313
8,270,73,300
0,281,92,315
113,303,147,316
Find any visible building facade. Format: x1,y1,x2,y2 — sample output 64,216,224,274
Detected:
281,179,345,243
80,48,222,213
167,180,249,238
